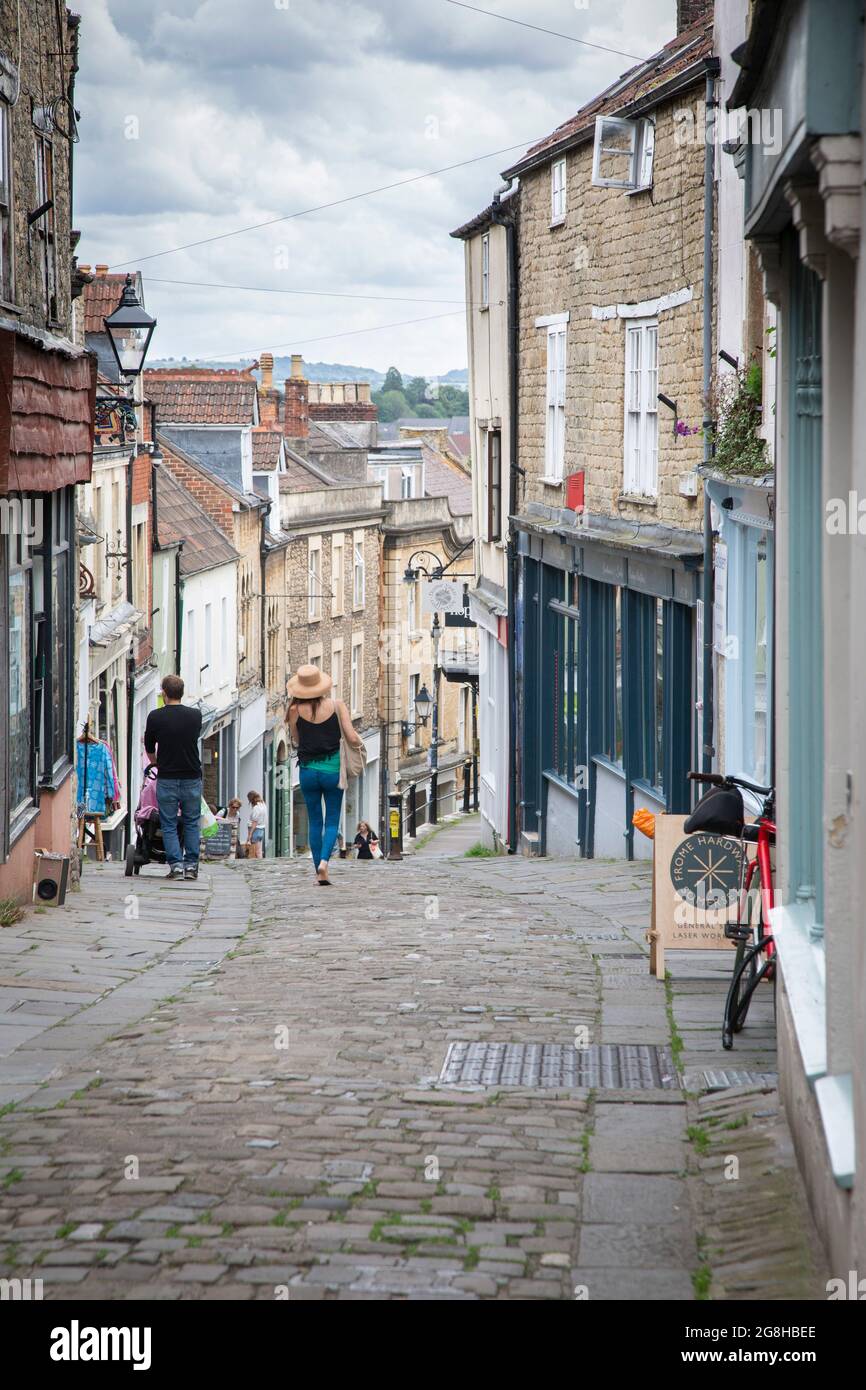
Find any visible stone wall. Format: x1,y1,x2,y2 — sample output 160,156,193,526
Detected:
516,85,710,532
283,519,381,733
1,0,77,334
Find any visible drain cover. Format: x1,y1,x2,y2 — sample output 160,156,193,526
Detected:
592,952,647,960
683,1068,778,1092
575,931,623,942
439,1041,679,1090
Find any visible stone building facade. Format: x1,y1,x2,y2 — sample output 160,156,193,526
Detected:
380,497,476,839
496,5,714,860
279,476,385,846
0,4,96,902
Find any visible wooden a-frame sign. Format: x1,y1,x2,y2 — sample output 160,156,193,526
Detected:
648,813,741,978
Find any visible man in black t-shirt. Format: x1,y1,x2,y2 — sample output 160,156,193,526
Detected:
144,674,203,880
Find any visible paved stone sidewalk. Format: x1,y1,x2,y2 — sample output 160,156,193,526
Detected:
0,864,249,1111
0,846,826,1300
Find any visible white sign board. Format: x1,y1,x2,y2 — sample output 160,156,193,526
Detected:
421,579,465,614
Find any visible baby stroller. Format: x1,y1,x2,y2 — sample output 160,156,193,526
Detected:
125,765,169,876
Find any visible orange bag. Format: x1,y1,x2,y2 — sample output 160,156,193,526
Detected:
632,808,656,840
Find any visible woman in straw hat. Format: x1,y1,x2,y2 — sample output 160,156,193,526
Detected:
287,664,364,886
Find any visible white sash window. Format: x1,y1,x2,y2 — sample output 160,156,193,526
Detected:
623,318,658,496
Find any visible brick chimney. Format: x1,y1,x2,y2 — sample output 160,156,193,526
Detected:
257,350,280,426
283,354,309,440
677,0,713,30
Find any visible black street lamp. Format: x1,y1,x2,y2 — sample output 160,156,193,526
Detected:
104,275,156,380
412,682,433,724
401,681,433,740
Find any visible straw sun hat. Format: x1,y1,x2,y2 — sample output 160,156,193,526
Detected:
287,664,333,699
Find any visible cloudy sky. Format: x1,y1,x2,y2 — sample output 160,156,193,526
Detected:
76,0,674,376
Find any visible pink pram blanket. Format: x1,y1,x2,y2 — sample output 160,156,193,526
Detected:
135,767,161,825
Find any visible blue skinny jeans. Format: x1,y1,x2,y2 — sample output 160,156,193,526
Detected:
299,763,343,868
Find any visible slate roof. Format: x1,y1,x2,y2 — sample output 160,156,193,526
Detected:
160,427,246,493
421,444,472,516
309,420,373,450
145,370,257,425
155,467,239,577
279,446,338,493
501,15,714,178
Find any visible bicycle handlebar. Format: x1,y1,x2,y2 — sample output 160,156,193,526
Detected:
688,770,773,797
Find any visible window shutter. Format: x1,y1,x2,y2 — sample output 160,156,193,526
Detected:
636,119,655,188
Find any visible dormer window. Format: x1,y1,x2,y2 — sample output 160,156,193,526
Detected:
591,115,655,191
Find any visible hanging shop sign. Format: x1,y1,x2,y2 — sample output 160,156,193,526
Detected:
421,579,466,614
648,814,742,978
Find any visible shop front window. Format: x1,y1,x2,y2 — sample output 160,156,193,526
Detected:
613,588,624,765
52,551,69,766
655,597,665,790
8,566,32,815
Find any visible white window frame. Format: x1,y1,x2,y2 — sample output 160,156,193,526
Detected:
400,466,415,499
481,232,490,308
331,534,344,617
184,607,197,692
350,636,363,717
407,578,418,635
591,114,655,191
308,536,322,622
331,639,344,700
353,531,366,610
202,601,213,692
370,464,390,499
623,316,659,497
544,323,567,482
551,157,566,224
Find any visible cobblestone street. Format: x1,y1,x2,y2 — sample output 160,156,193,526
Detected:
0,829,826,1301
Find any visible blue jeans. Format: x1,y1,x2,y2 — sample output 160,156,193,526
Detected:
299,764,343,868
156,776,202,866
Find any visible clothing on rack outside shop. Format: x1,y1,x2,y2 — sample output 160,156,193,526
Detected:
76,738,116,816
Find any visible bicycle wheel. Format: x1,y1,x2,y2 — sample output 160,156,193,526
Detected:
730,863,762,1031
732,947,775,1034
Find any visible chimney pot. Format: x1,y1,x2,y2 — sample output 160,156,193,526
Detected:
291,354,305,380
95,264,109,275
260,351,274,392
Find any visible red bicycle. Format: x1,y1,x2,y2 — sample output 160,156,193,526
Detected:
687,772,776,1050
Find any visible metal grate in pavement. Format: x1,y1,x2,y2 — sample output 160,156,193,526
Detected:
439,1041,679,1090
575,931,624,941
684,1068,778,1093
591,952,647,959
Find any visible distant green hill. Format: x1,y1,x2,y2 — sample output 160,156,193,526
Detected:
149,357,468,388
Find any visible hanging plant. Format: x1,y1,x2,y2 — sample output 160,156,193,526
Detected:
706,362,771,477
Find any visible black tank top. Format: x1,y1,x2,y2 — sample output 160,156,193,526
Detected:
296,710,341,764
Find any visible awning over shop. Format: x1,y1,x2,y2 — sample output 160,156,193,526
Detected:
0,325,96,494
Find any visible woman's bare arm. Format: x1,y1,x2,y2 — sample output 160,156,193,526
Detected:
336,699,363,747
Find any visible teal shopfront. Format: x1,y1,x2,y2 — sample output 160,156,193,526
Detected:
515,521,702,860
